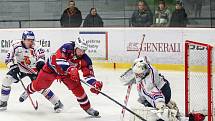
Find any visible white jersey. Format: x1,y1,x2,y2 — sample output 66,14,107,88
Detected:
135,64,167,107
5,40,45,74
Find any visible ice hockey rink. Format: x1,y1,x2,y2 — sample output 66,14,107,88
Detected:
0,67,185,121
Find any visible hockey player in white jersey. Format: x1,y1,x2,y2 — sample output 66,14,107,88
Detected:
121,57,179,121
0,30,63,112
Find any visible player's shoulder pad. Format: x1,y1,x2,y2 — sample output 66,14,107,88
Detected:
33,43,45,55
34,44,41,49
34,44,44,51
82,54,92,66
33,42,42,49
11,40,22,47
10,40,23,52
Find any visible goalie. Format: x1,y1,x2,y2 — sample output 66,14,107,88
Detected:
121,57,179,121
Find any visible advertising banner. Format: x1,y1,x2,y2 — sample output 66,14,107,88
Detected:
0,28,214,65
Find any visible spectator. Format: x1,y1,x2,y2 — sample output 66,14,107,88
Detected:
60,0,82,27
194,0,202,17
83,8,104,27
154,0,171,27
131,0,153,27
170,1,188,27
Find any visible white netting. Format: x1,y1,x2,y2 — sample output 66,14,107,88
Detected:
186,41,214,121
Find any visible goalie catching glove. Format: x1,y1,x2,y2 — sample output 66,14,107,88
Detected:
155,102,179,121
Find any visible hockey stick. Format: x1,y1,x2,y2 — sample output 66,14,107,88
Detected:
80,79,146,121
17,74,38,110
121,34,146,119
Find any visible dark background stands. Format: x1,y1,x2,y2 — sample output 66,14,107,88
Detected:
154,0,171,27
83,8,103,27
60,0,82,27
131,1,153,27
170,1,188,27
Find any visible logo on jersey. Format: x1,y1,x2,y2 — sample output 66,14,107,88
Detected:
23,56,31,65
135,73,144,78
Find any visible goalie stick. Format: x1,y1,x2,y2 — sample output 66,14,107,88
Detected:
121,34,146,119
17,74,38,110
80,79,147,121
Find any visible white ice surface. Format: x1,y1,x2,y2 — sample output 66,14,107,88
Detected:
0,68,185,121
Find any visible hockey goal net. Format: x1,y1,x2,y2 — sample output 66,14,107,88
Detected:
185,40,214,121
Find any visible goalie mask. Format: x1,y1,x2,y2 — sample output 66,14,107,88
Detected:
132,57,150,78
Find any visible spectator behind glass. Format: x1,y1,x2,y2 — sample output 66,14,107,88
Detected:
170,1,188,27
83,8,104,27
154,0,171,27
60,0,82,27
194,0,202,17
131,0,153,27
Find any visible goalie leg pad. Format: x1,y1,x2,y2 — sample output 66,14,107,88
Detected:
159,108,179,121
130,103,160,121
130,101,179,121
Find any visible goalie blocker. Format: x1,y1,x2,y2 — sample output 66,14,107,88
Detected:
120,57,179,121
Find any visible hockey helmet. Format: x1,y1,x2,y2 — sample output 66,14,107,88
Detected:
75,37,88,51
22,30,35,41
60,42,75,54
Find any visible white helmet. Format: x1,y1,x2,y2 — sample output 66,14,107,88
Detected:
132,57,150,76
75,37,88,51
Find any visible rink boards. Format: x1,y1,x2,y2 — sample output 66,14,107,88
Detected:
0,28,214,121
0,28,214,72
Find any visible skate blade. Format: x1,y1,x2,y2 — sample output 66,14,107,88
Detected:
87,115,101,118
54,108,63,113
0,107,7,111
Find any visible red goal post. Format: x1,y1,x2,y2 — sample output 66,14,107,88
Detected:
185,40,214,121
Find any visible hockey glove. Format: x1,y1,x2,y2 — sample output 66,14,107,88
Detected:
90,81,103,94
36,60,45,72
7,64,20,82
156,102,166,111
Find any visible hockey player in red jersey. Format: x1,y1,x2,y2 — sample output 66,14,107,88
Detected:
70,37,103,95
19,37,103,116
